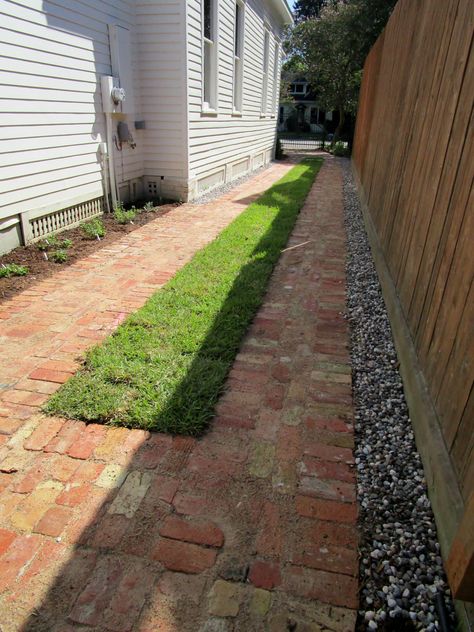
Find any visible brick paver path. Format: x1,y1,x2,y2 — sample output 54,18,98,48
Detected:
0,156,358,632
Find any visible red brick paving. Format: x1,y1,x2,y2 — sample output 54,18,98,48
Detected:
0,156,358,631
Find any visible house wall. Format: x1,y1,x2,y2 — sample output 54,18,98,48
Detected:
136,0,188,202
186,0,284,199
0,0,145,252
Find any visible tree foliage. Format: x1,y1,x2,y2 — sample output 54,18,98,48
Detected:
287,0,397,138
293,0,325,23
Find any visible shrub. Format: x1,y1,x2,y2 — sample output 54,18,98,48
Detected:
114,207,137,224
81,218,106,240
50,249,68,263
0,263,28,278
143,201,154,212
331,141,350,157
61,238,73,249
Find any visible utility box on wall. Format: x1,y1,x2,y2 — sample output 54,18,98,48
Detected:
108,24,135,114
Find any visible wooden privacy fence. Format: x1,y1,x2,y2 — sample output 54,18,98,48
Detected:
352,0,473,615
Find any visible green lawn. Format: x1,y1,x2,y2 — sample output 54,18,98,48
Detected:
45,158,323,434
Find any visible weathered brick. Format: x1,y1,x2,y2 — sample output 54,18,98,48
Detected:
296,495,357,524
69,556,124,626
283,565,358,609
159,516,224,548
208,579,243,617
103,561,156,632
68,423,107,459
0,534,42,591
0,527,16,555
298,475,356,503
29,368,72,384
255,501,282,557
152,538,217,573
34,506,73,537
303,442,354,464
248,442,275,478
92,514,130,548
249,588,272,617
10,487,60,531
23,417,64,451
300,456,355,483
44,420,85,454
107,471,151,519
56,483,93,507
248,560,282,589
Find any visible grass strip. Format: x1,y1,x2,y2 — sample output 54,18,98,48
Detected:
45,158,323,434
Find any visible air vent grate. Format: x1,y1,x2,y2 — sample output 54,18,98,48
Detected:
30,197,105,241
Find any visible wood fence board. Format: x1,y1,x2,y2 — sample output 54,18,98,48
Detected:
353,0,474,608
409,43,474,336
415,113,473,366
398,2,473,320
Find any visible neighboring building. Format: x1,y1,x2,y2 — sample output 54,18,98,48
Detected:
278,79,333,133
0,0,292,254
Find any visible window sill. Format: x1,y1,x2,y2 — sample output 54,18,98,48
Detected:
232,110,242,117
201,107,218,117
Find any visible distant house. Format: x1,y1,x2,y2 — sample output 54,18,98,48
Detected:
0,0,292,254
278,79,334,133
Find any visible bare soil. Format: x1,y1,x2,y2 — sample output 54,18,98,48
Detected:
0,203,179,304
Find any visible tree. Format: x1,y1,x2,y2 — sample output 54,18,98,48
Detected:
293,0,326,22
292,3,361,140
287,0,397,140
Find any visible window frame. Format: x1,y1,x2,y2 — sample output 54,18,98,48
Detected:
202,0,219,113
233,0,245,115
260,27,270,117
271,39,280,117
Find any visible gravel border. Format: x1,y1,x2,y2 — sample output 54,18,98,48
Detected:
191,164,268,205
342,159,456,631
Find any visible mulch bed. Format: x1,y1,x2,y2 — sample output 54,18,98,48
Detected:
0,203,179,304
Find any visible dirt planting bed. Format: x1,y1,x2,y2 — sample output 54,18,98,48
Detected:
0,203,179,304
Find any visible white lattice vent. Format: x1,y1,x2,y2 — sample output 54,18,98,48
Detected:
30,197,105,241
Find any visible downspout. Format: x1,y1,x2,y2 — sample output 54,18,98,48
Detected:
105,112,119,209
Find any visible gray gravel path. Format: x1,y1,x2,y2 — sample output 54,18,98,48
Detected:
342,160,456,631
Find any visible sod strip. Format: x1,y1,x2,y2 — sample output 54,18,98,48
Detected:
45,158,323,434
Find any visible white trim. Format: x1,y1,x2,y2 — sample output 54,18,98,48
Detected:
233,0,245,113
261,28,270,116
202,0,219,111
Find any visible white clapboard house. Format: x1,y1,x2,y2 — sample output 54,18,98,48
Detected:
0,0,292,253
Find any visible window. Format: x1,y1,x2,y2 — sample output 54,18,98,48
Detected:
233,1,244,112
272,40,280,115
290,83,307,95
203,0,217,111
261,29,270,115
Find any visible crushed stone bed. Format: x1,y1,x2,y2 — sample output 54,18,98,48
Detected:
342,160,456,631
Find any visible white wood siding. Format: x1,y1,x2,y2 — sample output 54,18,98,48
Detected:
186,0,284,196
0,0,143,230
136,0,188,199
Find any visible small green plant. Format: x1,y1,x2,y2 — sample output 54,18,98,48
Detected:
49,249,68,263
37,235,73,251
81,218,106,240
37,234,61,251
0,263,29,278
331,141,350,157
114,207,136,224
143,201,154,212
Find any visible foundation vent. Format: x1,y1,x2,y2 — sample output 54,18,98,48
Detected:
30,197,105,241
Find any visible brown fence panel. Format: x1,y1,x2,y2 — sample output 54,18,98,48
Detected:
353,0,474,611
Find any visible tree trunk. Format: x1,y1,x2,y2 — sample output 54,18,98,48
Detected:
334,108,345,143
